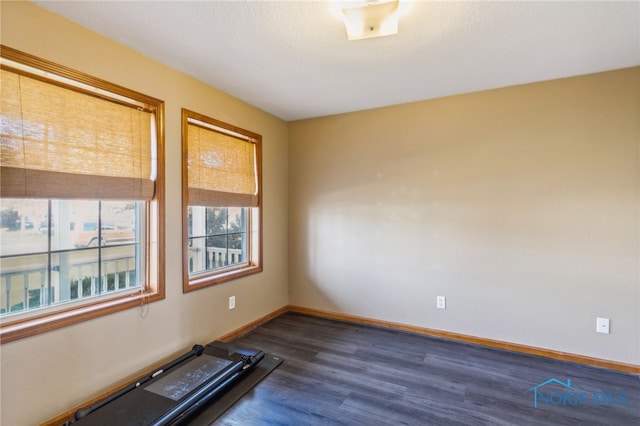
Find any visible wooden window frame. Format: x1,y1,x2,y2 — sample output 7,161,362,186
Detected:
0,46,165,344
181,109,262,292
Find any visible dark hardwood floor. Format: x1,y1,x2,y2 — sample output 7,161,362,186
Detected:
214,312,639,425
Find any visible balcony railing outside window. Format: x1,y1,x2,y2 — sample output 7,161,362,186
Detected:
0,199,144,317
187,206,247,276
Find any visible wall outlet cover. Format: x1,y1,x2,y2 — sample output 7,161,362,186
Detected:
596,317,609,334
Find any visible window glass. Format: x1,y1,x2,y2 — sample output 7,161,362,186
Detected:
187,206,248,276
0,199,144,316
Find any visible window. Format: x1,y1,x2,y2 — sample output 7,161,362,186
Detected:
182,109,261,291
0,46,164,343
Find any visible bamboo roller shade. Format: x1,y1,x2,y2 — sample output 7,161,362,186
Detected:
187,122,258,207
0,69,155,200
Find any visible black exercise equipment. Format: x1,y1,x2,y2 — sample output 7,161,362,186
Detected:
69,341,279,425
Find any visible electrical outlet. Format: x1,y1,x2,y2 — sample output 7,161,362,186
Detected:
436,296,446,309
229,296,236,310
596,317,609,334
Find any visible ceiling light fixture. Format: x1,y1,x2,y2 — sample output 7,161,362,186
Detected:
339,0,400,41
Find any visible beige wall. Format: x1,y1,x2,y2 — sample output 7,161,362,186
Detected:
0,2,288,425
289,67,640,365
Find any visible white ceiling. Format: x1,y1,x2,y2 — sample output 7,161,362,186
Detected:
34,1,640,121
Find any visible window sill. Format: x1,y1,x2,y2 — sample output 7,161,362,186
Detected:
184,264,262,293
0,289,164,344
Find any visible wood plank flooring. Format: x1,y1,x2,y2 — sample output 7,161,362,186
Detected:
214,312,639,425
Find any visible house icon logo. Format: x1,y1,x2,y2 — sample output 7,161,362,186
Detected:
528,378,575,408
527,377,627,408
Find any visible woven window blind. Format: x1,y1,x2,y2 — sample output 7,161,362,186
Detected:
187,121,258,207
0,68,155,200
